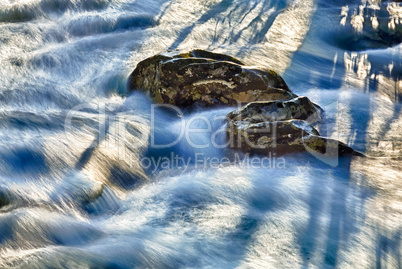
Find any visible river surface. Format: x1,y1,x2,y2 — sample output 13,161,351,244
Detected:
0,0,401,268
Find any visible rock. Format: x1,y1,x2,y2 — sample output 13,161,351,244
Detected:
227,96,323,124
302,135,360,156
226,101,360,156
128,49,296,107
227,119,312,153
0,189,11,209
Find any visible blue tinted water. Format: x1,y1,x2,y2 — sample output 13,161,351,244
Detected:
0,0,401,268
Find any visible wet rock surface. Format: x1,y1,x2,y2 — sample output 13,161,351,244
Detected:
227,100,361,157
128,49,296,107
227,96,323,124
129,50,361,157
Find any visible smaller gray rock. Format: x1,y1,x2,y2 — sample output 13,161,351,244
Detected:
227,118,359,156
226,97,360,156
227,119,317,154
227,96,322,124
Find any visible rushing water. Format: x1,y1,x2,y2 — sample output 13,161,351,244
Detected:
0,0,401,268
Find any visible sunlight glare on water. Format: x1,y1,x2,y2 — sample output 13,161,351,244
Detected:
0,0,401,268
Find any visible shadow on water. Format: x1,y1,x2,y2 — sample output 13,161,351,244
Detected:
70,0,175,188
280,5,358,264
73,113,147,190
248,0,287,44
0,0,110,23
74,116,111,171
167,0,291,50
227,169,281,263
376,230,402,269
284,0,402,154
282,0,401,267
364,55,402,153
162,1,385,266
168,0,233,50
0,144,50,176
297,165,328,266
322,158,355,267
295,155,373,268
219,0,288,46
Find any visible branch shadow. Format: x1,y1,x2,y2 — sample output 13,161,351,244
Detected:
168,0,233,50
281,1,402,267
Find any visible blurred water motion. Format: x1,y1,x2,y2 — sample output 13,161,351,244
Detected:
0,0,401,268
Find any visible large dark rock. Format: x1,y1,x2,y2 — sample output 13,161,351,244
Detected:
128,49,296,107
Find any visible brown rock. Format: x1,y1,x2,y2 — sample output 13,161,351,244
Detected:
128,49,296,107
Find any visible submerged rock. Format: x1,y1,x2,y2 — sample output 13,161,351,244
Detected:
128,49,296,107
